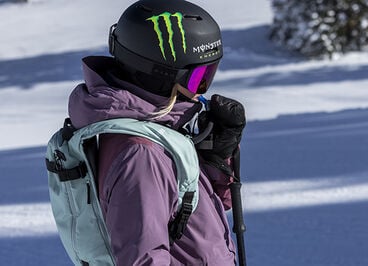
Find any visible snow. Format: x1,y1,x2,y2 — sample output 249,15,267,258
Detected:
0,0,367,265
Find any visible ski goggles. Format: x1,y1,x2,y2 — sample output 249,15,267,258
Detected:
183,61,219,94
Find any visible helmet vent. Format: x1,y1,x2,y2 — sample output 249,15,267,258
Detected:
138,4,153,12
184,14,202,20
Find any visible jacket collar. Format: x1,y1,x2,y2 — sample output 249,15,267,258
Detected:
70,56,202,130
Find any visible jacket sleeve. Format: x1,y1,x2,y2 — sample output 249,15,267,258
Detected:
199,156,234,210
100,140,178,266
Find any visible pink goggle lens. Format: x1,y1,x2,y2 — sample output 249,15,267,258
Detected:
187,63,218,94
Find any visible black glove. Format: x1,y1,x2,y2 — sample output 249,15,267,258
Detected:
198,94,246,176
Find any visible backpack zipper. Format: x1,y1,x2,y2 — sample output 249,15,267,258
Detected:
53,149,80,260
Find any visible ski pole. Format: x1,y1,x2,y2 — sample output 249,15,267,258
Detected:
230,148,247,266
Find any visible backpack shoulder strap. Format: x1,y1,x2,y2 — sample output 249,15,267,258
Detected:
69,118,200,212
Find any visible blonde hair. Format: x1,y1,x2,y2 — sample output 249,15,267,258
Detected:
150,83,179,120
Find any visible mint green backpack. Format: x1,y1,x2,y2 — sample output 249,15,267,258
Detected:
45,118,200,266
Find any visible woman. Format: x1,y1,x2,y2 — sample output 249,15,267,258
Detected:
68,0,245,265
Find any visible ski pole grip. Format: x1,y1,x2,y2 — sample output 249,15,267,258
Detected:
230,182,246,234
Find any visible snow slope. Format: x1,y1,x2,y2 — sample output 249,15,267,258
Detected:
0,0,367,265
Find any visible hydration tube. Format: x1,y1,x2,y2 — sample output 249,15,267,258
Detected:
192,95,213,145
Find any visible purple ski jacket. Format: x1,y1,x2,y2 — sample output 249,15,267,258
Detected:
68,56,236,265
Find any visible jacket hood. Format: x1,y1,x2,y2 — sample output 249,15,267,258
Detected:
68,56,202,130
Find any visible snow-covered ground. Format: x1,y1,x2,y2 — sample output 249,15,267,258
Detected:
0,0,367,265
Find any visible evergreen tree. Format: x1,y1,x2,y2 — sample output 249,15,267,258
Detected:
270,0,368,57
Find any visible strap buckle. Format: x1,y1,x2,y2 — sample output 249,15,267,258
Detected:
168,191,195,245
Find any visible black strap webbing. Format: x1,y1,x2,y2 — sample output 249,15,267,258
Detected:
46,159,87,182
45,118,88,182
168,191,195,245
62,118,76,141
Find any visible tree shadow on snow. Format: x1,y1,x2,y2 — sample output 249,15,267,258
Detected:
219,25,303,71
0,235,72,266
215,62,368,89
243,201,368,266
0,146,49,204
217,25,368,89
0,0,26,5
241,108,368,182
0,47,108,89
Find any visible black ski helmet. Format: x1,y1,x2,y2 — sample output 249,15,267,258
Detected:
109,0,223,96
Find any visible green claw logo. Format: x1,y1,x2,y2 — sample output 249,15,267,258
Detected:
146,12,186,61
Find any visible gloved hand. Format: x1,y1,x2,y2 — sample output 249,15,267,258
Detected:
198,94,246,176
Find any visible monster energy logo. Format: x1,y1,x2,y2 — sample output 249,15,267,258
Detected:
146,12,186,61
